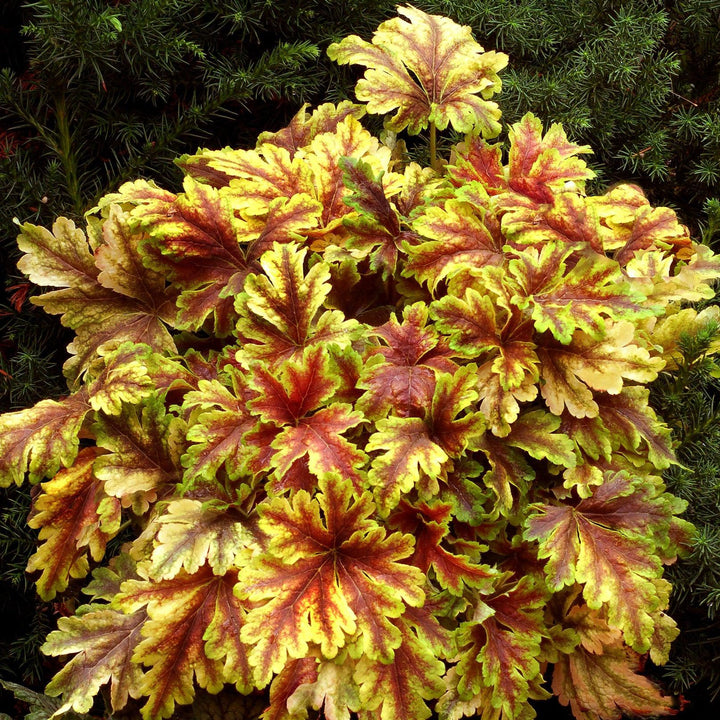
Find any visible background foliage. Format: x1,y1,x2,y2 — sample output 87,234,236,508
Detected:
1,0,719,718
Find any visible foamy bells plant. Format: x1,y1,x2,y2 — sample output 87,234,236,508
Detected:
1,5,718,720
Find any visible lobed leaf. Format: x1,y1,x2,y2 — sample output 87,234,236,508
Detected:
257,100,366,155
93,397,185,514
239,475,424,686
285,657,362,720
355,616,447,720
524,472,681,650
43,607,146,715
508,243,650,344
0,388,90,487
235,242,360,367
248,346,367,486
328,5,507,137
553,639,677,720
453,576,548,718
537,321,664,418
406,200,504,291
149,498,254,580
357,302,457,421
181,376,264,485
27,448,121,600
116,566,252,719
17,212,176,381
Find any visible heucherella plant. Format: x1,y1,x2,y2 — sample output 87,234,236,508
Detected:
1,5,718,720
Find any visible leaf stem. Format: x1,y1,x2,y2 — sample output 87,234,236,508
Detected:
429,121,438,172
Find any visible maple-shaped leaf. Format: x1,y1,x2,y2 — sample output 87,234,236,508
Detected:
26,447,121,600
536,321,664,418
0,387,90,486
179,141,308,204
116,566,253,719
505,113,595,204
248,346,367,486
439,459,491,525
448,113,594,205
553,637,677,720
340,157,409,278
241,193,324,264
93,397,185,514
328,5,508,136
17,212,176,381
431,285,539,391
405,200,505,291
595,387,676,469
257,100,366,155
508,242,650,344
367,366,485,514
389,499,496,594
149,498,255,580
42,605,146,715
476,436,534,519
452,575,548,719
90,178,177,217
355,615,447,720
357,302,458,420
474,360,539,438
238,475,424,686
86,342,196,416
367,414,450,514
85,343,158,415
524,472,682,650
235,242,361,367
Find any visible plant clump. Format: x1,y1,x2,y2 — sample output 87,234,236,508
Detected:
0,6,718,720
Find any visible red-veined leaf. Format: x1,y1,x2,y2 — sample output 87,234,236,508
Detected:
595,387,676,469
524,472,683,650
42,606,146,715
235,242,361,367
452,576,548,718
93,397,185,515
27,447,121,600
389,499,496,594
238,475,424,686
328,6,507,137
355,616,447,720
553,637,677,720
149,498,255,580
116,566,253,719
0,387,90,486
248,346,367,486
406,200,505,291
357,302,458,420
508,243,650,344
